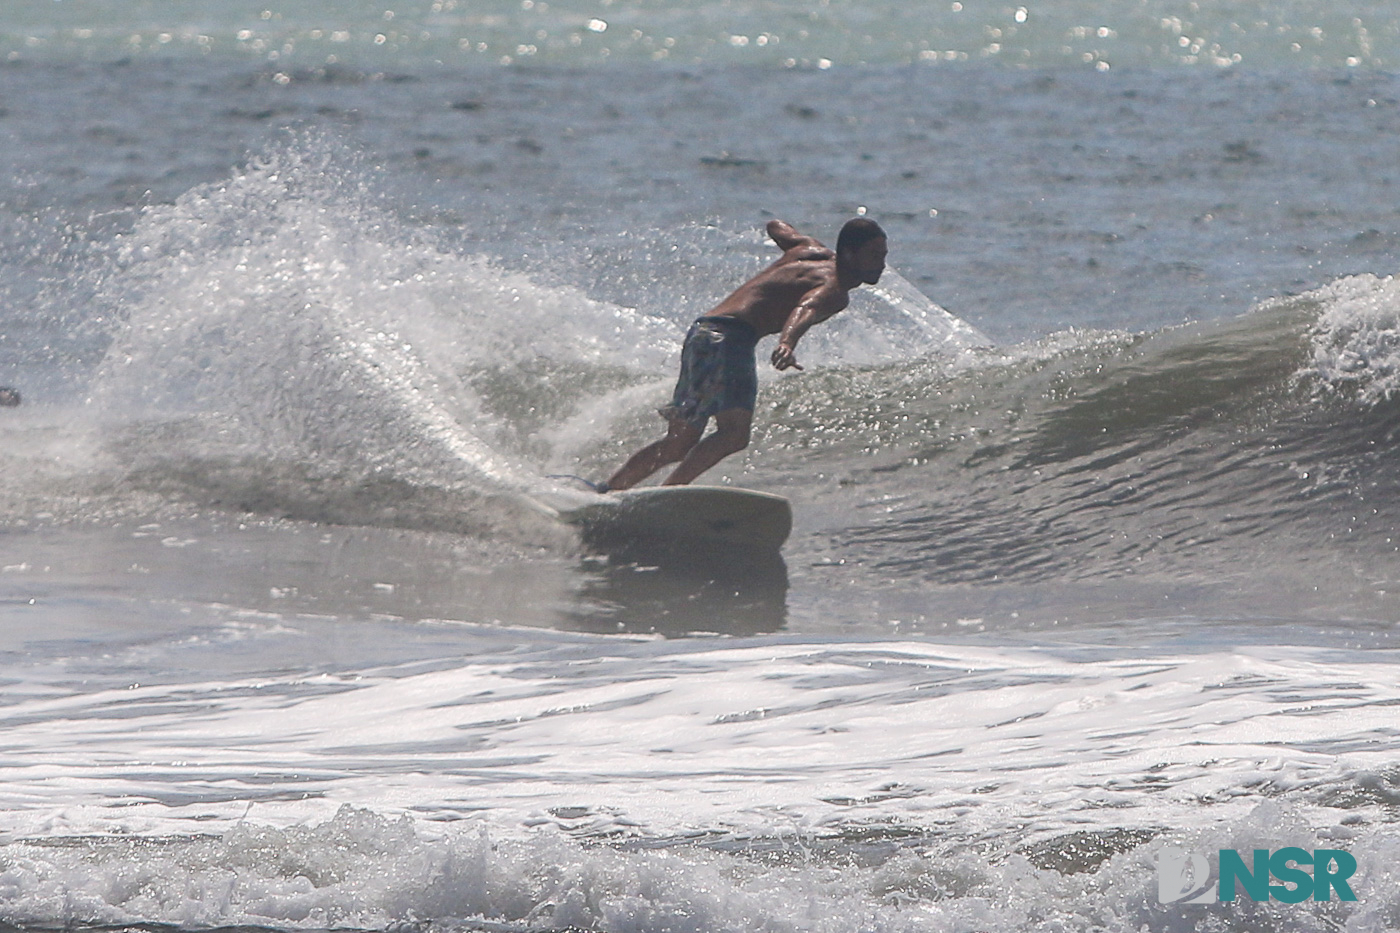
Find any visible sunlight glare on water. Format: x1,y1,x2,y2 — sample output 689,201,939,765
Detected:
2,0,1396,68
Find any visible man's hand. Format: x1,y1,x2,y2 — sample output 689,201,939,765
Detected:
771,344,803,371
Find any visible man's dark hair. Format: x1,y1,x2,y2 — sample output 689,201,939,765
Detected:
837,217,886,254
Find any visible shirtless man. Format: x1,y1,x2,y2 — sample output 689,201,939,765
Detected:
604,217,887,491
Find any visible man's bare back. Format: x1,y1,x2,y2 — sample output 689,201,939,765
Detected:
710,219,887,371
710,223,842,337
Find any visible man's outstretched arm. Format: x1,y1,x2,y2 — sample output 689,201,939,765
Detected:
771,282,847,371
766,219,833,258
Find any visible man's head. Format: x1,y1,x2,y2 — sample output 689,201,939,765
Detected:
0,387,19,408
836,218,887,285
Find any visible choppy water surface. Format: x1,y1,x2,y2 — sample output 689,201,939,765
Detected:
4,4,1400,931
7,0,1400,69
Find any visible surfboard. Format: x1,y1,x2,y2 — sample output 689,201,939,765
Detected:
554,485,792,553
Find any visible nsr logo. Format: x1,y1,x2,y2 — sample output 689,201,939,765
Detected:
1158,847,1358,904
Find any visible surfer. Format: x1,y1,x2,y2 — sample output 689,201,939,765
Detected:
602,217,887,491
0,387,20,407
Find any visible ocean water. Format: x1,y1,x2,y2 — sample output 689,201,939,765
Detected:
4,2,1400,931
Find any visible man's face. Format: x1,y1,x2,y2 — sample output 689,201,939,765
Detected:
851,236,887,285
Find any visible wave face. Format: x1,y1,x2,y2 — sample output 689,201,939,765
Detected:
746,275,1400,588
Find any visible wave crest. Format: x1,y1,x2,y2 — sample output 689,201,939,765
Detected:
1301,274,1400,404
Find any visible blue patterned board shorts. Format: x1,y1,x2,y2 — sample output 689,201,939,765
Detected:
659,315,760,427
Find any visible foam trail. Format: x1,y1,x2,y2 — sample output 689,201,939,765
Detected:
322,320,517,487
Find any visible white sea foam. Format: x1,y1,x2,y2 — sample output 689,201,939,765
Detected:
2,800,1397,932
0,634,1396,931
1301,274,1400,404
1,636,1394,844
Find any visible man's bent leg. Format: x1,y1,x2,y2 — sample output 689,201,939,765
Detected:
606,418,703,491
662,408,752,486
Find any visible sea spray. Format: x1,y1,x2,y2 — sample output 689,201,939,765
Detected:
83,133,681,533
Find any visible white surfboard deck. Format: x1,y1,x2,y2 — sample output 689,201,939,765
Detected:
544,485,792,553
